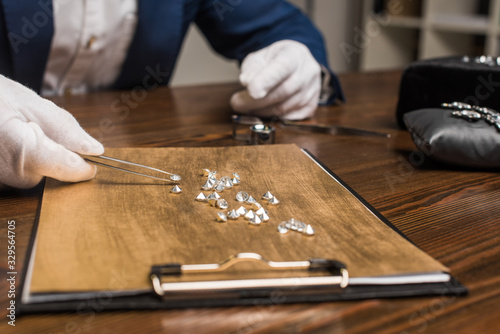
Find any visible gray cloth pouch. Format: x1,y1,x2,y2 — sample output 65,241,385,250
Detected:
403,108,500,168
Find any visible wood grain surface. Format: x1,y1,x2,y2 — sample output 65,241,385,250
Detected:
29,145,446,295
1,71,499,334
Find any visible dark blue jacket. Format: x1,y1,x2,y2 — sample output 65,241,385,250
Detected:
0,0,343,101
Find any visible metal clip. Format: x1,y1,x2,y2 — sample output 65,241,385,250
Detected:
151,253,348,297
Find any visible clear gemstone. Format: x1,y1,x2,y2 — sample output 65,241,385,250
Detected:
297,221,307,232
227,209,240,220
303,224,315,236
248,215,262,225
244,210,255,220
208,176,217,185
268,196,280,205
236,191,249,202
231,178,240,186
262,191,273,200
170,185,182,194
216,212,227,222
207,192,220,200
214,181,225,192
202,179,214,191
255,207,268,216
207,193,216,200
170,174,182,182
232,173,240,180
208,198,218,207
236,206,248,215
278,223,289,234
217,199,229,210
202,169,211,176
208,171,218,178
223,178,233,189
246,196,257,204
259,212,270,222
195,192,207,202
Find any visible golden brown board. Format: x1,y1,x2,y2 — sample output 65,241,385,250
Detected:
29,144,447,294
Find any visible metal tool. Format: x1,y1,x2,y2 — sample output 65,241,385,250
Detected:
231,114,391,140
250,124,276,145
84,155,181,183
280,120,391,138
232,115,263,141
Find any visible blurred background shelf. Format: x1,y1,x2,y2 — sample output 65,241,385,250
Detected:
171,0,500,85
361,0,500,71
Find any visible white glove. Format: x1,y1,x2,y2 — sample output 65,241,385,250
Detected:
230,40,321,120
0,75,104,189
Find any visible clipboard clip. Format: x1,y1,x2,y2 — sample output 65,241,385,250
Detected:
150,253,348,297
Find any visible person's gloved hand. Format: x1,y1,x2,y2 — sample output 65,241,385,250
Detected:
0,75,104,189
230,40,321,120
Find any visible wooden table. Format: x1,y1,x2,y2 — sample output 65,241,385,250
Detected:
1,71,499,334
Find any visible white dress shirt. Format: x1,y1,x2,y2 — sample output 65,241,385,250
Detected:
42,0,137,96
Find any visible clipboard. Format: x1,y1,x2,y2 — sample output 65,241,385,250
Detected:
18,145,467,313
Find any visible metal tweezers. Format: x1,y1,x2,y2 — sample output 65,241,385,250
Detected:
84,155,181,183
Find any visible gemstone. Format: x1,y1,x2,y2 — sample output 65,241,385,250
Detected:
236,191,249,202
217,199,229,210
208,176,217,185
208,198,218,207
231,178,240,186
170,174,182,182
170,185,182,194
232,173,240,180
262,191,273,200
202,169,211,176
255,207,268,216
268,196,280,205
195,192,207,202
248,215,262,225
214,181,225,192
208,171,218,178
303,224,315,236
246,196,257,204
202,179,214,191
223,178,233,189
278,223,289,234
207,192,220,200
227,209,240,220
244,210,255,220
236,206,248,216
216,212,227,222
259,212,270,222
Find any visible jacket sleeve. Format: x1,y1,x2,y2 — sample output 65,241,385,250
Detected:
194,0,344,103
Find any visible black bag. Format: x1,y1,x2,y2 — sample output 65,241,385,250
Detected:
396,56,500,128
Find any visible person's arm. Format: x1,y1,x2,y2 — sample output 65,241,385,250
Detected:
195,0,343,119
0,75,104,189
